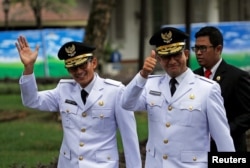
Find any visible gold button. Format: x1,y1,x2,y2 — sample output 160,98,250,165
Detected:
150,102,154,106
193,156,197,161
189,106,193,111
79,142,84,147
163,139,168,144
189,94,195,99
81,128,86,132
79,156,83,160
165,122,171,127
163,154,168,160
100,114,104,119
107,156,111,160
99,101,104,106
168,106,172,111
82,112,87,117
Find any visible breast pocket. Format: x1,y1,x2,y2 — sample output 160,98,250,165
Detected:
60,103,79,129
176,102,202,127
147,97,164,122
91,109,115,132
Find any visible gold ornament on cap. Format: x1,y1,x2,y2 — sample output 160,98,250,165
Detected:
65,44,76,57
161,31,172,43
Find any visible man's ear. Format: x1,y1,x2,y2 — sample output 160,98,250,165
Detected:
92,57,98,69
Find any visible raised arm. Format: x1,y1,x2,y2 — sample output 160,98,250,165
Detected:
15,36,39,75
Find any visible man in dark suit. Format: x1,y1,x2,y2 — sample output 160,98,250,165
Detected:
192,26,250,151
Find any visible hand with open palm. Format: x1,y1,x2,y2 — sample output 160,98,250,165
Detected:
15,36,40,75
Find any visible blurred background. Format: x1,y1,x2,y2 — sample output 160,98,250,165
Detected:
0,0,250,167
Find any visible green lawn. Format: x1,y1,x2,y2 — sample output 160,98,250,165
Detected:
0,93,148,168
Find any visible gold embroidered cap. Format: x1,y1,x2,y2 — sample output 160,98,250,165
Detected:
58,41,95,68
149,27,189,56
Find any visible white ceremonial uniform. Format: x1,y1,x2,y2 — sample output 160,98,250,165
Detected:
19,73,141,168
121,68,235,168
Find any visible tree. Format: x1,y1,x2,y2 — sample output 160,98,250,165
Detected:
12,0,76,28
84,0,116,73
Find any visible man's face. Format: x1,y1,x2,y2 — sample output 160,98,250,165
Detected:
157,50,189,78
194,36,221,69
67,57,97,88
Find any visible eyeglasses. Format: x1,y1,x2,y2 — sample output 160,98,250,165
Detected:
67,59,92,72
191,45,214,53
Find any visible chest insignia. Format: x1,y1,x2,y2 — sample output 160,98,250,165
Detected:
65,99,77,105
149,90,162,96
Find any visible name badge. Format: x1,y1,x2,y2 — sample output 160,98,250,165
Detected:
149,90,161,96
65,99,77,105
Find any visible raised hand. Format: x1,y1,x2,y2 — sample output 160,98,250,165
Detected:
140,50,157,78
15,36,39,75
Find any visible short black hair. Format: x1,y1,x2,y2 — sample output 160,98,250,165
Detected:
195,26,223,47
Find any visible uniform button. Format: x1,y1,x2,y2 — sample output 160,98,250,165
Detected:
193,156,197,161
100,114,104,119
82,112,87,117
81,128,86,132
168,106,172,111
189,106,193,111
98,101,104,106
163,154,168,160
66,109,69,113
163,139,169,144
79,156,83,160
63,151,66,155
150,102,154,106
79,142,84,147
107,156,111,160
165,122,171,127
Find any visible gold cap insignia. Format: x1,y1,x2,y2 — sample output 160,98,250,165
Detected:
161,31,172,43
65,44,76,57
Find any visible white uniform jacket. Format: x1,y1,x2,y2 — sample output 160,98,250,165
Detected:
121,68,235,168
19,73,141,168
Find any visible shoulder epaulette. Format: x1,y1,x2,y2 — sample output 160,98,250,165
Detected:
59,79,75,83
195,75,214,84
148,74,163,78
104,78,122,86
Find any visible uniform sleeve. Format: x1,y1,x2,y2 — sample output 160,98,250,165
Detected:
121,73,147,111
115,87,142,168
206,83,235,151
19,73,59,112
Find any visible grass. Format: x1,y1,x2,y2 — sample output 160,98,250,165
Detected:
0,91,148,167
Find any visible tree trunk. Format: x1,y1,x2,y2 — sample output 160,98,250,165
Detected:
84,0,116,73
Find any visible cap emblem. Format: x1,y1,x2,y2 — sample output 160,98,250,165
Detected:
65,44,76,57
161,31,172,43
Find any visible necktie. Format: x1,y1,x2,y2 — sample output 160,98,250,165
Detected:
81,89,88,104
170,78,177,96
204,69,212,78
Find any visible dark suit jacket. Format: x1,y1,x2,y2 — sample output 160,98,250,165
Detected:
194,60,250,151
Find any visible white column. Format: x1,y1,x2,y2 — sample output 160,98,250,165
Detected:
207,0,219,22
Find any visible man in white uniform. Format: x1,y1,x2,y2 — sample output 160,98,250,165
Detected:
121,27,235,168
16,36,142,168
